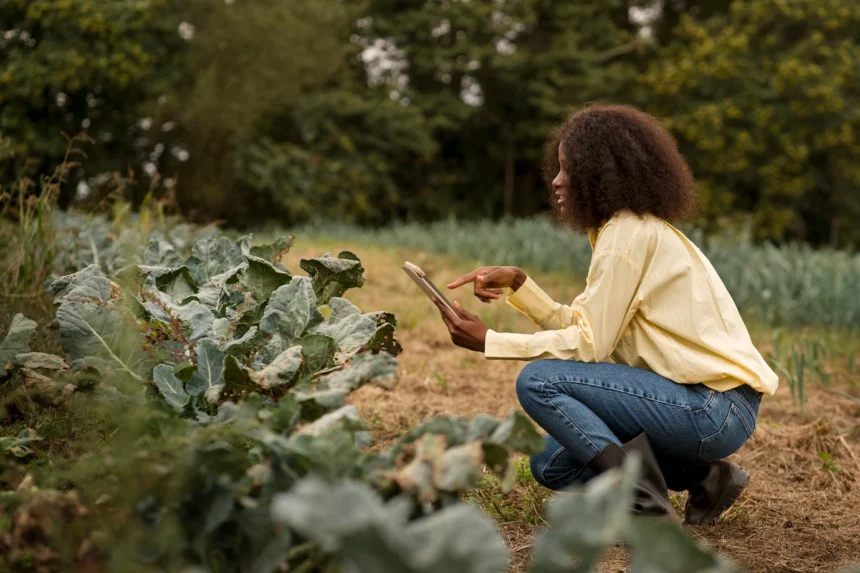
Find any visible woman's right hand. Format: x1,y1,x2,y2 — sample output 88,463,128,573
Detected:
447,266,527,303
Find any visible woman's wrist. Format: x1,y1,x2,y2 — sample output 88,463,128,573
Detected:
510,269,527,292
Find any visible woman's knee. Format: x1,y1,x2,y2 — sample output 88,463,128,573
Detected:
529,454,554,489
528,439,592,491
528,436,559,489
515,361,551,408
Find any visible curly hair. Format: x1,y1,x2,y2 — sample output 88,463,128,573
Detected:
542,105,697,233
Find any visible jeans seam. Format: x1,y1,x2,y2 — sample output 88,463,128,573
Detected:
547,376,692,410
732,388,757,422
540,380,602,458
541,445,569,484
734,403,755,437
698,405,730,458
698,403,751,459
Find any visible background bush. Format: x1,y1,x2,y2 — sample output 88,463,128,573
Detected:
2,0,859,246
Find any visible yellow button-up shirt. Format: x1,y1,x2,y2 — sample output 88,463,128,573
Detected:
484,212,779,395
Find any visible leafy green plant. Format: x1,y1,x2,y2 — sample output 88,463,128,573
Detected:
0,225,551,572
792,348,807,408
770,346,811,410
818,452,840,473
270,456,738,573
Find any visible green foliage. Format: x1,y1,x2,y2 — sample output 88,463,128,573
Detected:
300,251,366,305
176,0,349,143
0,314,66,390
234,91,438,225
0,0,183,174
530,457,738,573
0,214,563,572
0,134,93,315
360,0,637,217
470,457,550,526
5,0,859,240
640,0,860,244
818,451,840,473
0,429,40,460
272,478,509,573
305,217,860,329
765,334,859,409
164,0,356,220
0,210,745,570
0,314,38,378
267,456,736,573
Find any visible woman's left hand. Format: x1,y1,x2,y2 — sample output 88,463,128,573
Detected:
433,299,488,352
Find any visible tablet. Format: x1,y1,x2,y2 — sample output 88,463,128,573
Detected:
401,261,463,319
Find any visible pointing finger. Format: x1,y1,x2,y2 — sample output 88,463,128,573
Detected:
447,269,482,289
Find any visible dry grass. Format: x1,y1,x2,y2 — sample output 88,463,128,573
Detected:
286,238,860,573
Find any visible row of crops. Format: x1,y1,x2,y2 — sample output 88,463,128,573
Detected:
303,217,860,329
0,210,748,572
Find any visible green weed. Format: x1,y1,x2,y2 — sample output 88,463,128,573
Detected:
469,457,550,527
818,451,840,472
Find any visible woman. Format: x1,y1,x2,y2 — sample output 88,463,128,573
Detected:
433,105,778,525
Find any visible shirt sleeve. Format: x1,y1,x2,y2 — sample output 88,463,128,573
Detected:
484,250,643,363
502,276,561,328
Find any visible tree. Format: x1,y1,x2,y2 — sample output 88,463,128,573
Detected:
628,0,734,47
233,88,437,225
0,0,184,189
358,0,639,218
141,0,355,222
639,0,860,244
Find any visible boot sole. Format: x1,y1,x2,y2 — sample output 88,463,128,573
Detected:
684,464,750,526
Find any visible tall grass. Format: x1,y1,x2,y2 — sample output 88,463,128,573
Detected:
0,135,189,335
302,217,860,329
0,137,89,328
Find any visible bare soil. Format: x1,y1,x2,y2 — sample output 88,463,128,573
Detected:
289,239,860,573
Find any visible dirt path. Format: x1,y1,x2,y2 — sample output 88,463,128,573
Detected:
290,240,860,573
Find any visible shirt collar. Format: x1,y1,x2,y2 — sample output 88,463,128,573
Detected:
589,212,626,249
587,228,599,250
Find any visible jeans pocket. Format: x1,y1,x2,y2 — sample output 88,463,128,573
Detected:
698,403,754,460
690,385,717,413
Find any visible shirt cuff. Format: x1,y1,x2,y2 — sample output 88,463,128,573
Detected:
505,276,557,326
484,329,534,360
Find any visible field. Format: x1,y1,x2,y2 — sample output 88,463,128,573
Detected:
1,202,859,572
301,218,860,330
289,236,860,573
6,0,860,568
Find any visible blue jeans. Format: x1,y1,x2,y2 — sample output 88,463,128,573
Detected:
516,360,762,491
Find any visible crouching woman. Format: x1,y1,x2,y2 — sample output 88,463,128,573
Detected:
434,105,777,524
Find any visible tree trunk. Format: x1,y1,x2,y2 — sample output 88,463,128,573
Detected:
504,142,515,217
830,217,840,250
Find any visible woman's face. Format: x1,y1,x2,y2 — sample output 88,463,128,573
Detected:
552,144,568,214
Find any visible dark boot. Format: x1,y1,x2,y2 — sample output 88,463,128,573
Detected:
683,460,750,525
587,433,680,521
658,456,711,492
